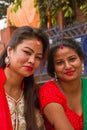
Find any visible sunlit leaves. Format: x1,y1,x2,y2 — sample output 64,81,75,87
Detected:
11,0,22,12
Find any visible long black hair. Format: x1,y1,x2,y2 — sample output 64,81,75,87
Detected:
0,26,49,130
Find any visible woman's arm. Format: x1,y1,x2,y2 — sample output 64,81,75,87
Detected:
44,102,74,130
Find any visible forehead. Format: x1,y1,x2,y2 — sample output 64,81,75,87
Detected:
54,46,78,58
17,39,43,50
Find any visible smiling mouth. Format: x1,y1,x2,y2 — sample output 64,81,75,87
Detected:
25,66,33,71
65,70,75,76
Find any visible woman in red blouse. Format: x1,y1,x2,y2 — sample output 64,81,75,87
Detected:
39,38,85,130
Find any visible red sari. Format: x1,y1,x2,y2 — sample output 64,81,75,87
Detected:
0,68,13,130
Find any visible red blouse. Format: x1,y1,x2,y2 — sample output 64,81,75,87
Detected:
39,80,83,130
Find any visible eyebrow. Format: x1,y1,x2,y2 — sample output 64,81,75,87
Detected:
55,55,76,60
24,47,43,56
68,55,77,58
24,47,34,52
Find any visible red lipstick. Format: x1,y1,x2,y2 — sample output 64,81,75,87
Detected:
65,70,75,76
25,66,33,71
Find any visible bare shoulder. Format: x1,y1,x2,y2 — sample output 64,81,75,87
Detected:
44,103,74,130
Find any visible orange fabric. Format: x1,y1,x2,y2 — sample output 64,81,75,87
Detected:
7,0,40,28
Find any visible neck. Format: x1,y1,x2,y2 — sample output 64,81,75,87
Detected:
56,78,82,96
4,67,23,100
4,67,23,87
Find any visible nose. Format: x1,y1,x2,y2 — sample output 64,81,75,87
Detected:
28,55,35,64
65,61,72,69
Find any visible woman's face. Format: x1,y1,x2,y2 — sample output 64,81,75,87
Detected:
7,39,43,77
54,46,83,82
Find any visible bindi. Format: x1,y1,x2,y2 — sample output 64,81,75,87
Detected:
59,44,64,49
36,39,41,45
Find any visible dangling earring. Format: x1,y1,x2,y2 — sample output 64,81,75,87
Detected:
55,72,58,81
5,56,10,67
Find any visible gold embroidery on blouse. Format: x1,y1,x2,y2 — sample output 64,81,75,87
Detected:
6,91,26,130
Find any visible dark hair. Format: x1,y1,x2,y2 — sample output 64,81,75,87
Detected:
47,38,85,78
0,26,49,130
0,26,49,68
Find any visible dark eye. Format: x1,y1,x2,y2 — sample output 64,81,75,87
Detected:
56,61,63,65
69,57,76,62
35,56,42,61
23,50,31,55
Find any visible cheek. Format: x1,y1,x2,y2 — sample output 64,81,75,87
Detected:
76,60,82,69
34,61,41,70
54,65,63,77
34,61,42,72
78,63,83,73
11,53,27,63
54,63,63,71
